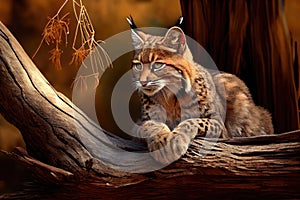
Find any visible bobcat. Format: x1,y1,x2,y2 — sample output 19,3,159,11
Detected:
129,19,274,164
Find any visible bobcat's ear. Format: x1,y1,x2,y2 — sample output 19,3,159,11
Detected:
162,26,186,54
126,16,145,49
131,30,146,49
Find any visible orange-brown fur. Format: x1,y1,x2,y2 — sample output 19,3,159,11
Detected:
131,26,274,164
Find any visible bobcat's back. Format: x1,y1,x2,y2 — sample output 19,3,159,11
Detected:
214,73,274,137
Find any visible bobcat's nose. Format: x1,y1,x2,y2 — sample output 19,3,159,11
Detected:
140,81,148,87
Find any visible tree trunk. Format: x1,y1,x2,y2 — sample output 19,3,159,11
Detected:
0,21,300,199
180,0,299,134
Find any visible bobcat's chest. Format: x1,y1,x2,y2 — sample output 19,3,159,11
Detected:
144,94,182,130
150,93,199,130
164,98,182,130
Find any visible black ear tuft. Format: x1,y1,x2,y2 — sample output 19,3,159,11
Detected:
126,15,138,29
127,16,145,49
174,16,183,27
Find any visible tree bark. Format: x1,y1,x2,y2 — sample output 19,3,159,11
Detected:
0,21,300,198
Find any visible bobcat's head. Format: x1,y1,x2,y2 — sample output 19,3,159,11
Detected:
130,23,196,97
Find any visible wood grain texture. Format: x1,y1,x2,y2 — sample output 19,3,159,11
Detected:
0,20,300,198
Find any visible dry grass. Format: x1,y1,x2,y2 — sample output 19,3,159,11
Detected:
71,72,99,93
42,13,69,46
70,46,91,67
33,0,111,80
32,0,70,69
49,47,64,70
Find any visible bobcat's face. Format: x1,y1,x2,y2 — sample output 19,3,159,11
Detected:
132,49,184,96
131,27,196,97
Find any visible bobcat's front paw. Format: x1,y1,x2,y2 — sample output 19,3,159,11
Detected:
138,120,189,165
147,129,173,152
147,129,174,165
148,131,189,165
138,120,170,139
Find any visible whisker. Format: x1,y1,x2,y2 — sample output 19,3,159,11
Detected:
131,79,140,83
131,80,140,89
131,80,139,84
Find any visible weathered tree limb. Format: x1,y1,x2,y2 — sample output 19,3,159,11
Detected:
0,21,300,198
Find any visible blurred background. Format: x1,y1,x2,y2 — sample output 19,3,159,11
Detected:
0,0,299,195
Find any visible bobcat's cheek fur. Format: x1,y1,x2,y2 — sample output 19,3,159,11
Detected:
130,23,274,164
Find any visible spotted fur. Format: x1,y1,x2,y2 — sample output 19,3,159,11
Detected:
131,26,274,164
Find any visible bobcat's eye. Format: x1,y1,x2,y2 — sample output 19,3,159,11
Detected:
151,62,166,72
133,62,143,71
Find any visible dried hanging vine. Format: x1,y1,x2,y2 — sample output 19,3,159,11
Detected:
33,0,112,90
